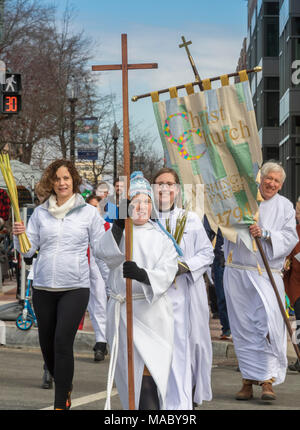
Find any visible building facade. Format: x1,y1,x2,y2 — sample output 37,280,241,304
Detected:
246,0,300,204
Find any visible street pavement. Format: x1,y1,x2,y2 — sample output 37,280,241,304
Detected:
0,277,300,412
1,346,300,411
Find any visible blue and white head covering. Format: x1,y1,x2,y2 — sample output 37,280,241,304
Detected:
129,171,153,201
129,171,183,256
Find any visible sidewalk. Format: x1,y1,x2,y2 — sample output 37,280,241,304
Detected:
0,278,297,361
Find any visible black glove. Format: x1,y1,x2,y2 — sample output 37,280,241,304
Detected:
24,252,38,266
123,261,150,285
176,261,190,276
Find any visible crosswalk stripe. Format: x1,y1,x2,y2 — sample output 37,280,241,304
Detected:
40,388,118,410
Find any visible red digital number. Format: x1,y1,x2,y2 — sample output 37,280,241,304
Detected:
4,96,18,112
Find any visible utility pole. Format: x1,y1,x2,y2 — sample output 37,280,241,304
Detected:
0,0,4,45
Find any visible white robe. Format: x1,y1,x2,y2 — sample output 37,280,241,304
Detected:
88,252,107,343
159,207,214,409
94,221,178,410
223,193,298,385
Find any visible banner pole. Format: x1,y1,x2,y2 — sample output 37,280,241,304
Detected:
255,236,300,361
132,67,262,102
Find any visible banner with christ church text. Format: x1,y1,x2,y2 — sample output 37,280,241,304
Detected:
152,76,263,250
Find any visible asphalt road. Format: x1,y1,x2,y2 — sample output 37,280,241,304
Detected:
1,345,300,413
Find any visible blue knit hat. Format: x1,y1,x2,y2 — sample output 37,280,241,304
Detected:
129,171,183,256
129,171,153,201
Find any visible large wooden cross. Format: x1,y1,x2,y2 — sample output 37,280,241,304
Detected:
92,34,158,410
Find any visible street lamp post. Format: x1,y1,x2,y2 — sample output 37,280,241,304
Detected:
130,141,135,172
111,122,120,182
68,76,78,163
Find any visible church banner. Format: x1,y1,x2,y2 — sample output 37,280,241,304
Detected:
152,76,263,250
76,117,99,161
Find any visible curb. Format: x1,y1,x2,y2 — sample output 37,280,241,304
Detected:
212,340,236,359
4,324,236,358
4,325,96,352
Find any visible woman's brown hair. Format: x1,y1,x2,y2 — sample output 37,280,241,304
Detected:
39,159,82,196
34,181,50,204
152,167,180,185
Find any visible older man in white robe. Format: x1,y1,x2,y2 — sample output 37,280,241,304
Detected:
223,162,298,401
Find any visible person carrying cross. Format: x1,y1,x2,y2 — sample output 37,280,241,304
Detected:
94,171,179,410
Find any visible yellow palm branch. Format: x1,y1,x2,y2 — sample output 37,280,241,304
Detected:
0,153,31,253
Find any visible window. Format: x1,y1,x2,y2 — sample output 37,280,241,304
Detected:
292,17,300,36
264,17,279,56
264,2,279,15
256,97,262,130
292,116,300,143
265,146,279,160
292,38,300,62
264,77,279,90
265,92,279,126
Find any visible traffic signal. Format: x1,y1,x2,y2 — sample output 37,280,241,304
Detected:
1,73,22,114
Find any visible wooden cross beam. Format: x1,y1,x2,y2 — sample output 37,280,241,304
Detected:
92,34,158,411
179,35,203,90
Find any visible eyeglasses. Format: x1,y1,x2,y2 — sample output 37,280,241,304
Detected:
155,182,177,189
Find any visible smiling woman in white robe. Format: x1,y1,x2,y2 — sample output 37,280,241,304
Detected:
162,208,214,409
94,172,178,410
153,167,214,410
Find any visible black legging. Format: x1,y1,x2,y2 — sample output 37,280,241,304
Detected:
32,287,90,409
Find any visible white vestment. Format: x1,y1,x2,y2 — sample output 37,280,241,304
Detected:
88,251,107,343
159,207,214,409
94,221,178,410
224,193,298,385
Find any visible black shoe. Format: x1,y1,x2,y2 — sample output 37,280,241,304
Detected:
42,369,53,389
93,342,107,362
288,360,300,372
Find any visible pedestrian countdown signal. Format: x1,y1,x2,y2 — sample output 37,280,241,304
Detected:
2,95,20,113
1,73,22,114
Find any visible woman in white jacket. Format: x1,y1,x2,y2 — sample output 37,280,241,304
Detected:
13,159,106,410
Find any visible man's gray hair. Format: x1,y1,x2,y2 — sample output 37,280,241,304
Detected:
260,161,286,183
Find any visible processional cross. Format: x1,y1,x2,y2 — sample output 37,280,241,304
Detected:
179,35,204,90
92,34,158,410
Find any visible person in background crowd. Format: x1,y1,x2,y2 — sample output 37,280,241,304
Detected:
0,188,11,222
85,193,109,362
95,182,110,217
204,216,231,340
284,198,300,372
12,159,106,410
96,181,109,201
104,177,125,224
30,182,53,389
224,162,298,401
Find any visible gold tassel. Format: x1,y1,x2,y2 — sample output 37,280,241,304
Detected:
202,79,212,90
238,70,248,82
220,74,229,86
256,262,262,276
256,188,264,203
151,92,159,103
227,251,233,264
184,83,194,95
169,87,178,98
